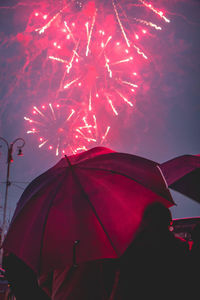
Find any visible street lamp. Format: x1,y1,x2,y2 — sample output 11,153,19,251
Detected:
0,137,25,248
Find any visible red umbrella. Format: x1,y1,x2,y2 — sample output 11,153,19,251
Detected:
160,154,200,202
3,147,174,275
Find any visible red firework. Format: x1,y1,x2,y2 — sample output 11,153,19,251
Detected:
1,0,170,154
24,102,111,155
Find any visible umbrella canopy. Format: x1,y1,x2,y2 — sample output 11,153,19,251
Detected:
160,154,200,202
3,147,174,275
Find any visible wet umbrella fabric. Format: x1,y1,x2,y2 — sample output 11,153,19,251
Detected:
3,147,174,275
160,154,200,202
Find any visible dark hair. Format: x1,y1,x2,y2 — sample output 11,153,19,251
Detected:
142,202,172,229
191,223,200,243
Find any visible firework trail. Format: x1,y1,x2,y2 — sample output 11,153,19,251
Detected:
75,112,111,146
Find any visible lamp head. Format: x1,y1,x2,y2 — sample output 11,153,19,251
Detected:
17,148,23,156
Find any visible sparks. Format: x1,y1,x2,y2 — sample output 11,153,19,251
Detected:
133,45,148,59
115,90,134,107
106,96,118,116
140,0,170,23
76,128,96,142
110,58,132,66
33,106,45,117
39,140,48,148
134,18,162,30
112,0,130,47
64,77,80,89
24,103,90,155
86,12,96,56
35,11,61,34
105,55,112,78
3,0,171,156
89,92,92,111
67,109,75,121
101,126,111,142
64,21,76,43
66,42,79,73
49,56,68,63
120,80,138,88
49,103,56,120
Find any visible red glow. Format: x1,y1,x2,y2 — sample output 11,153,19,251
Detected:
25,103,110,155
20,1,170,155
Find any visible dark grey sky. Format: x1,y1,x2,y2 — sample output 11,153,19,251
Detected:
0,0,199,225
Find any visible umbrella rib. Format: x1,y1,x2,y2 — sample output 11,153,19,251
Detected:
65,156,120,256
38,174,67,274
76,166,174,204
79,189,120,256
156,165,168,188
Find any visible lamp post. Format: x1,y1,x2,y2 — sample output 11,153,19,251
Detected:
0,137,25,249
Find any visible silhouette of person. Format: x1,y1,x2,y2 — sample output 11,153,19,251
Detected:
189,223,200,295
190,223,200,262
115,202,190,300
39,259,118,300
3,252,50,300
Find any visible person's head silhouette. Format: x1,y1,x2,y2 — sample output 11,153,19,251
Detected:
191,223,200,244
142,202,172,230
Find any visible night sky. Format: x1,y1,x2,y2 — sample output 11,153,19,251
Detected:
0,0,199,228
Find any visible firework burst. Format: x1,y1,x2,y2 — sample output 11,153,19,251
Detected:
27,1,169,110
1,0,170,155
24,102,111,155
24,102,80,155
